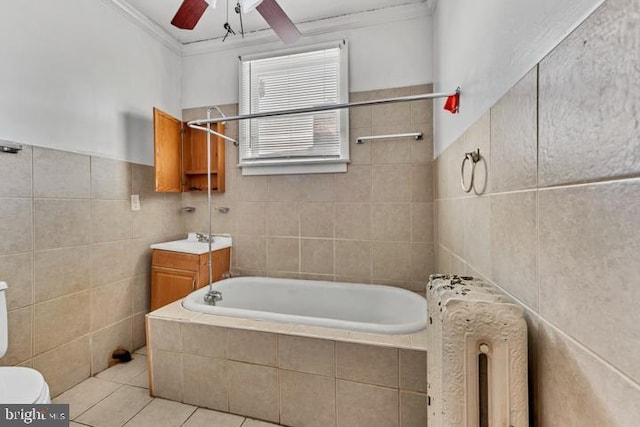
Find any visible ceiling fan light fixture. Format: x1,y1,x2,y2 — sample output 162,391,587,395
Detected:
241,0,264,14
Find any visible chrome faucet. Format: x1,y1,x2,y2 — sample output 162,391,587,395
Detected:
196,233,214,243
204,290,223,305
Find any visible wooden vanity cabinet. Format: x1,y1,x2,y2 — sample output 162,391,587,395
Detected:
150,267,197,312
153,107,226,193
150,248,231,311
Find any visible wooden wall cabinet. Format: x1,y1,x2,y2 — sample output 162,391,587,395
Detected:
153,107,226,193
150,247,231,311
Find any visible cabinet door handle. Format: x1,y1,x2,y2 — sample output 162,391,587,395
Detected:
192,276,197,290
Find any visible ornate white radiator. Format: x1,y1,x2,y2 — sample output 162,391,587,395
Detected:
427,275,529,427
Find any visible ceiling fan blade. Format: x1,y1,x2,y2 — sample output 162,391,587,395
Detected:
256,0,301,44
171,0,209,30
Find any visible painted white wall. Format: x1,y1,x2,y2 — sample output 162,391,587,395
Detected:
432,0,606,156
0,0,182,165
181,15,433,108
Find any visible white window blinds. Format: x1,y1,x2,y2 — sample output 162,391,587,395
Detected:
239,43,349,172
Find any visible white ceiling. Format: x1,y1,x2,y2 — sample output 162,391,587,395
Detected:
124,0,428,44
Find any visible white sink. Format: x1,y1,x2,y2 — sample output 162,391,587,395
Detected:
150,233,232,255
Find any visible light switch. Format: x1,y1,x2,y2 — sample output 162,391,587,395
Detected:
131,194,141,211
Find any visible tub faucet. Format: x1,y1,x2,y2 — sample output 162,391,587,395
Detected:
204,290,223,306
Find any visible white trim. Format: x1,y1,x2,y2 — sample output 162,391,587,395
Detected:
338,41,350,161
240,161,348,176
100,0,183,54
100,1,430,57
240,40,345,62
182,2,431,56
239,158,349,167
237,41,350,175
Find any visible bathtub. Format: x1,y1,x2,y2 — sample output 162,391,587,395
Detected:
149,277,429,424
182,276,427,334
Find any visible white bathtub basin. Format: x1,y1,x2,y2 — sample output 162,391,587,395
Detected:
182,276,427,335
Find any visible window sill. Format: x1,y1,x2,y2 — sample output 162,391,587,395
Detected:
239,159,349,176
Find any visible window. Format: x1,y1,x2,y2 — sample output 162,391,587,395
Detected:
239,42,349,175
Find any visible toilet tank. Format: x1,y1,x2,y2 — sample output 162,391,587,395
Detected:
0,281,8,358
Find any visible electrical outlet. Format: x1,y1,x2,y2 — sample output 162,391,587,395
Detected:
130,194,141,211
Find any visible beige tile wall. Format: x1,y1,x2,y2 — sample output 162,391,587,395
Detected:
434,0,640,424
182,85,435,293
0,146,183,396
148,317,427,427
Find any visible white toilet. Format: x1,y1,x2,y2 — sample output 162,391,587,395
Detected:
0,281,51,404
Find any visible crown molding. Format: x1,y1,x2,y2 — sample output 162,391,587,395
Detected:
100,0,183,55
182,2,432,56
100,0,431,57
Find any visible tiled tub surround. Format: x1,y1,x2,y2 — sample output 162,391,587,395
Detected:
434,0,640,425
55,345,334,427
147,301,428,427
0,145,183,396
182,85,435,294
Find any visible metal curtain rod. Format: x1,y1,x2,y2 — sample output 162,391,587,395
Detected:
187,88,461,127
189,123,239,146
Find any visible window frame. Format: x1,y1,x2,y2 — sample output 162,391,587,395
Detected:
238,40,350,176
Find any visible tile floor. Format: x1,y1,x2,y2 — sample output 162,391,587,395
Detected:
54,347,281,427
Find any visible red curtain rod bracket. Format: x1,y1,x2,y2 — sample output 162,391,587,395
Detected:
443,88,461,114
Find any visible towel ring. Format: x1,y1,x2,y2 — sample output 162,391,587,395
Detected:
461,149,481,193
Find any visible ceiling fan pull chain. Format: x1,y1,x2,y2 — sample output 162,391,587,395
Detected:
235,1,245,38
222,0,237,42
223,22,236,42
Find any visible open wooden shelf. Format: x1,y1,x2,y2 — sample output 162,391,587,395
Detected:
153,107,226,193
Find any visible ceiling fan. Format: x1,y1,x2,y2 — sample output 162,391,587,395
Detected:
171,0,302,44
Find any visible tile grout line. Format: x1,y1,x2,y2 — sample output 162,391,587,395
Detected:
538,174,640,191
120,396,156,427
179,405,203,427
276,331,282,425
431,174,640,202
334,340,338,427
30,146,36,369
179,404,198,427
128,173,136,356
397,350,401,426
69,382,126,422
88,156,95,377
535,64,541,315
